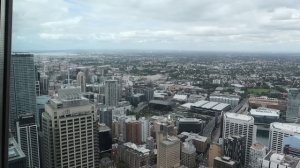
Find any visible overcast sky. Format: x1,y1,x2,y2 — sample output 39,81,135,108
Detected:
12,0,300,52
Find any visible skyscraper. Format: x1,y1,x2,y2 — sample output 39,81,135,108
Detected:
287,88,300,122
157,136,181,168
269,122,300,153
104,80,120,106
139,117,150,143
10,54,37,134
223,113,256,166
16,113,40,168
41,88,95,168
77,71,86,92
39,74,49,95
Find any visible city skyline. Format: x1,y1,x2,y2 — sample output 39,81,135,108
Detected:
13,0,300,52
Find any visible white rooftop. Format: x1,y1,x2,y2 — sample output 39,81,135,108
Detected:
178,118,202,123
225,112,254,121
201,101,219,109
212,103,230,111
123,142,150,154
180,103,194,109
250,107,280,117
173,94,187,101
271,122,300,134
192,100,209,107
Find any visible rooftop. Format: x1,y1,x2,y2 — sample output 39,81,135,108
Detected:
225,112,254,122
249,107,280,117
212,103,231,111
192,100,209,107
8,138,26,162
178,118,202,123
201,101,219,109
123,142,150,154
271,122,300,134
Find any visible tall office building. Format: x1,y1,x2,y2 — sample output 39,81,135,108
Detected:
39,74,49,95
157,136,181,168
104,80,120,106
223,135,246,166
10,54,37,134
287,88,300,122
99,108,112,128
8,138,26,168
41,88,95,168
223,113,256,166
177,118,205,134
77,71,86,92
269,122,300,153
16,113,40,168
126,120,142,145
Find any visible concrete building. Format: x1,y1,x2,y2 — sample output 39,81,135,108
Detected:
269,122,300,153
36,95,51,130
287,88,300,122
190,100,231,116
41,88,96,168
77,71,86,92
8,138,26,168
249,143,268,168
118,142,150,168
213,156,239,168
178,132,209,153
181,141,197,168
210,94,240,108
10,54,37,135
157,136,181,168
126,120,142,145
104,80,120,106
98,123,112,154
249,96,286,112
249,107,280,124
16,113,40,168
99,108,112,128
262,150,300,168
223,113,256,166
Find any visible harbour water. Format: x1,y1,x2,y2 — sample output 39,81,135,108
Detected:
256,129,269,146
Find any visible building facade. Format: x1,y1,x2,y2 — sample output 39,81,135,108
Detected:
223,113,256,166
287,88,300,122
77,71,86,92
249,143,267,168
269,122,300,153
104,80,120,106
41,88,96,168
10,54,37,134
16,113,40,168
181,141,197,168
8,138,26,168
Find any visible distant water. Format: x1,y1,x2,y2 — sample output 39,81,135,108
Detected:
256,129,269,146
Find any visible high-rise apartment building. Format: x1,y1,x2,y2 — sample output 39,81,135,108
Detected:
10,54,37,134
41,88,95,168
77,71,86,92
139,117,149,143
269,122,300,153
16,113,40,168
223,113,256,166
126,120,142,145
223,135,246,166
287,88,300,122
104,80,120,106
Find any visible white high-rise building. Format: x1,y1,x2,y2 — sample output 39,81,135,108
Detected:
41,88,95,168
269,122,300,153
249,143,268,168
104,80,120,106
77,71,86,92
139,117,150,143
17,113,40,168
223,113,256,166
